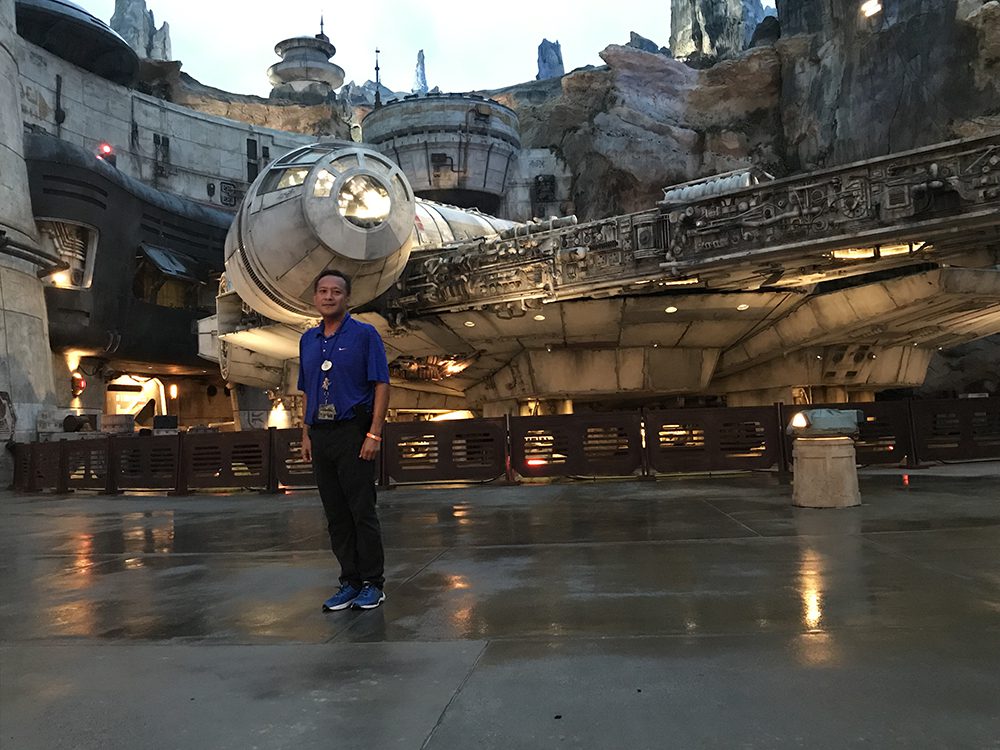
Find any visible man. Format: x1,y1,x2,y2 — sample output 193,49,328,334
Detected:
299,270,390,610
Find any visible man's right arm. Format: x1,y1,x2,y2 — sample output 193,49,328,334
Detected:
300,392,311,462
298,341,311,462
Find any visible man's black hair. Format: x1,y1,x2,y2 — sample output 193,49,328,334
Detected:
314,269,351,294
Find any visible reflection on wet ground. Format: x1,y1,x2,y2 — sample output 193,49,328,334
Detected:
2,473,999,748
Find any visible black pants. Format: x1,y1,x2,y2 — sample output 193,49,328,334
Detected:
310,417,384,589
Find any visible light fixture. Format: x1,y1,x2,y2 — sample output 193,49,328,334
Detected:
790,412,809,429
464,321,476,328
545,344,553,352
815,355,823,360
168,384,178,399
878,243,912,257
737,304,750,311
861,0,882,17
533,314,546,321
49,270,72,287
659,277,700,287
70,371,87,397
832,247,876,260
96,142,116,166
652,343,659,348
664,306,678,314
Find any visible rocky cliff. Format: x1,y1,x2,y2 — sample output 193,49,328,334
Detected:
490,44,783,219
489,0,999,219
669,0,768,61
775,0,1000,169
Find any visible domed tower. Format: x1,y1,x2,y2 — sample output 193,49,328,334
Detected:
267,18,345,101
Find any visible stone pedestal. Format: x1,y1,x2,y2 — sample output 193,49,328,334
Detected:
792,437,861,508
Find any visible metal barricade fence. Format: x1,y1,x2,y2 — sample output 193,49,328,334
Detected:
509,412,645,478
383,418,507,484
8,398,1000,493
644,406,781,473
114,434,182,492
271,428,316,489
909,397,1000,462
179,430,271,492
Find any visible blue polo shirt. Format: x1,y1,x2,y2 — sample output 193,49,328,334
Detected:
298,314,390,425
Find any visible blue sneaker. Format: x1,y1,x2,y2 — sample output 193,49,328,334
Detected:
322,582,361,611
351,583,385,609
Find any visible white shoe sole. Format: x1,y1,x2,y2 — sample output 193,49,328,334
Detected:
352,595,385,609
322,598,358,611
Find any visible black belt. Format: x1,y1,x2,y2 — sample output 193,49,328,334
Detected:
309,420,352,430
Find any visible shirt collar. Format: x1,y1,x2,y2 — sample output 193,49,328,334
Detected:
313,313,351,338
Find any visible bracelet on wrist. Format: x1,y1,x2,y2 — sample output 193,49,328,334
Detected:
365,432,382,442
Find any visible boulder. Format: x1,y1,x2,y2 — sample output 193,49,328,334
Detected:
749,15,781,47
627,32,661,54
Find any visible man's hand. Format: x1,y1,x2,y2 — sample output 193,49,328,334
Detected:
301,432,312,463
359,435,381,461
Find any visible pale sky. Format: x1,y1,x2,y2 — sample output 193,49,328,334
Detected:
84,1,774,97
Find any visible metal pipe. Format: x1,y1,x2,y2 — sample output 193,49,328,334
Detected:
0,231,66,271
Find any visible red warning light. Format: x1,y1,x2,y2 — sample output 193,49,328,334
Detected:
902,474,910,487
97,143,117,166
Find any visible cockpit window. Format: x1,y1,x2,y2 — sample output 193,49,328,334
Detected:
258,166,310,194
275,147,326,166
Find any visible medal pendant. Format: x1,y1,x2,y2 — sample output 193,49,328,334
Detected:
318,404,337,420
321,360,333,371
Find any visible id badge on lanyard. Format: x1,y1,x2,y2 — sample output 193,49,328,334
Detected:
318,327,341,420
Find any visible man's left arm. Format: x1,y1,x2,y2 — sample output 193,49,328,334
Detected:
359,382,389,461
360,327,391,461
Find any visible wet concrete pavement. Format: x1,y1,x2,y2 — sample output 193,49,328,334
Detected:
2,473,999,748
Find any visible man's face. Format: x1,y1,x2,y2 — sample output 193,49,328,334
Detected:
313,275,349,318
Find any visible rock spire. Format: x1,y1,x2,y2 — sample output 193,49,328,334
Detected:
110,0,172,61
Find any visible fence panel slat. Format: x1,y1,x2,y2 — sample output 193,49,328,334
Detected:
911,397,1000,462
65,438,110,491
384,418,507,484
646,406,779,473
510,413,644,478
113,435,181,491
182,430,270,490
273,428,317,489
